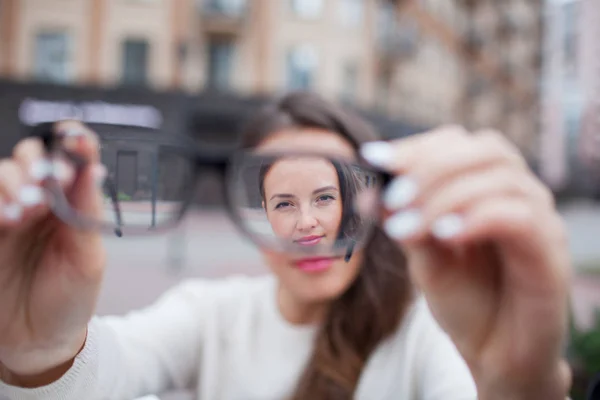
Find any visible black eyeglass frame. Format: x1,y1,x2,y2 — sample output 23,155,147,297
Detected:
30,121,393,254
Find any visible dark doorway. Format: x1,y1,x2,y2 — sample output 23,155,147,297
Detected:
116,151,138,199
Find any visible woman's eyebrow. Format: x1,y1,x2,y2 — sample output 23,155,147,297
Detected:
269,186,338,201
312,186,338,194
270,193,295,201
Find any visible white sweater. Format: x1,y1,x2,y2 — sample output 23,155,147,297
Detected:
0,274,477,400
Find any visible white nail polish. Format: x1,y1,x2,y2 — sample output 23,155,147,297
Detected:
360,141,394,168
93,164,107,188
51,159,70,181
64,128,85,137
19,185,44,207
384,209,422,240
432,214,464,239
383,177,418,209
30,159,53,181
3,203,23,221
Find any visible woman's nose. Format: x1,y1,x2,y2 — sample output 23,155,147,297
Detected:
296,209,318,231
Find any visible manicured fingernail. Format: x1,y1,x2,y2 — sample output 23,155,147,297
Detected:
384,209,422,240
50,159,71,181
63,128,85,137
432,214,464,239
19,185,44,207
3,203,23,221
93,164,107,187
383,176,418,209
29,159,53,181
360,141,394,169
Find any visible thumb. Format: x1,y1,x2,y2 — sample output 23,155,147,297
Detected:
54,121,106,221
66,162,106,221
402,237,457,295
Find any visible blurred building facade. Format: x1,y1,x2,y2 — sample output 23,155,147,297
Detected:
576,0,600,194
0,0,543,159
539,0,600,196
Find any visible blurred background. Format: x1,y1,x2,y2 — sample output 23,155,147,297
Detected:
0,0,599,398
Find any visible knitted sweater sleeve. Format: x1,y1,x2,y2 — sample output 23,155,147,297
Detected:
0,278,239,400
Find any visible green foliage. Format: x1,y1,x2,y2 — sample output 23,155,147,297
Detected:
117,192,132,201
568,299,600,400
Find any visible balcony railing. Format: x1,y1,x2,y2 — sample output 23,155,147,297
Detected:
376,4,419,65
466,77,487,99
497,10,520,38
463,25,485,55
457,0,480,10
198,0,247,35
202,0,246,16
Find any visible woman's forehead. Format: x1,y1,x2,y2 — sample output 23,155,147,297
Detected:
265,158,338,187
256,128,356,159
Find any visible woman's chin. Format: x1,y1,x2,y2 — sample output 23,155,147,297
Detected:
282,258,360,303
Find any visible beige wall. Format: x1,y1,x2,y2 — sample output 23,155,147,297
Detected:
264,0,376,106
15,0,93,81
1,0,543,153
101,0,174,89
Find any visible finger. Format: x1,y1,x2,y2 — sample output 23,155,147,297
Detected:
360,125,469,172
433,196,569,277
64,163,106,219
380,133,529,211
54,120,101,164
382,187,552,246
421,167,555,239
13,137,75,186
383,196,537,247
12,139,81,223
447,197,547,245
50,121,104,218
0,160,28,226
12,137,51,183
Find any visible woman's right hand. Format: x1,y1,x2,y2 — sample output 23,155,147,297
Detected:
0,120,106,380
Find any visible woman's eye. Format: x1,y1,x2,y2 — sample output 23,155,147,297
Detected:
317,195,335,203
275,201,292,209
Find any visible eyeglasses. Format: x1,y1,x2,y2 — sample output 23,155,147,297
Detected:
31,121,392,258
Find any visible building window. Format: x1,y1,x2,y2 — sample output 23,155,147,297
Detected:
339,0,363,27
375,73,391,113
204,0,246,15
562,1,578,74
207,39,234,90
33,31,72,83
286,45,318,90
340,61,358,103
121,39,149,86
291,0,323,19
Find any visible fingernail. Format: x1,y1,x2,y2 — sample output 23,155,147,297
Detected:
63,128,85,137
29,159,53,181
360,141,394,169
93,164,107,188
384,209,422,240
432,214,464,239
383,176,418,209
19,185,44,207
3,203,23,221
50,159,71,181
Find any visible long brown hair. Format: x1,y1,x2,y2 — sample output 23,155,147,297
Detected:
238,92,414,399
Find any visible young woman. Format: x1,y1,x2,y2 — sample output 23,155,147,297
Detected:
0,92,571,399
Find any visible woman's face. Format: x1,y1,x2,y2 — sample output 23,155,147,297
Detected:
255,128,364,305
262,157,342,248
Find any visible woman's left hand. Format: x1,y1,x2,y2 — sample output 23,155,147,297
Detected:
361,126,571,400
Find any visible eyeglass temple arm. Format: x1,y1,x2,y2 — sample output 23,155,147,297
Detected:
60,151,124,237
102,175,123,237
33,123,124,237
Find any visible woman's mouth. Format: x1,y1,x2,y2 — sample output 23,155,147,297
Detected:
295,235,324,246
293,257,336,272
